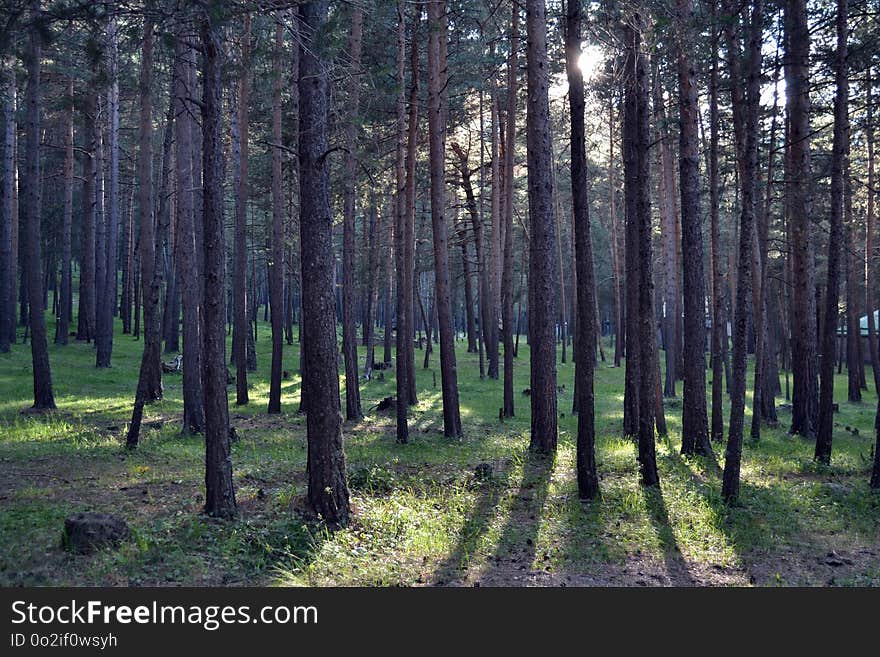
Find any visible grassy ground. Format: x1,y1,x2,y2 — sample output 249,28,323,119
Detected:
1,318,878,587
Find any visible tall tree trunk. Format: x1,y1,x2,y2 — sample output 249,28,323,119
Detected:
608,97,623,368
676,0,711,456
815,0,848,465
501,2,519,419
233,13,251,405
174,27,204,433
23,0,55,410
566,0,598,499
722,0,761,503
395,1,411,442
77,85,96,343
126,16,163,448
865,67,879,395
786,0,819,439
199,9,236,518
0,68,13,351
268,19,285,415
97,19,120,368
652,67,679,399
426,0,462,439
525,0,558,453
341,6,364,420
55,78,73,346
623,14,659,485
299,0,351,525
845,171,860,403
403,15,419,406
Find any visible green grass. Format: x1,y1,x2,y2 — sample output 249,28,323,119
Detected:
1,316,878,586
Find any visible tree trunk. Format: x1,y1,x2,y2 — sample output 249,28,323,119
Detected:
815,0,848,465
0,68,13,351
865,67,879,396
97,19,120,368
127,16,163,448
55,78,73,347
566,0,598,499
426,0,462,439
525,0,558,454
23,0,55,410
676,0,711,456
786,0,819,439
501,2,519,419
722,0,761,503
299,0,351,526
268,19,285,415
652,66,679,399
77,85,96,343
341,6,364,420
174,27,204,433
199,9,236,518
232,13,251,405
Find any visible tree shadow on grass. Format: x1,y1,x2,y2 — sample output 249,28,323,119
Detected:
431,456,516,585
642,484,697,585
476,449,554,586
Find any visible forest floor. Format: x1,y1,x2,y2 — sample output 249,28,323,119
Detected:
1,320,879,587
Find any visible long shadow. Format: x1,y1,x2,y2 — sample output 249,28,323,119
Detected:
642,484,697,586
478,449,554,586
432,456,516,585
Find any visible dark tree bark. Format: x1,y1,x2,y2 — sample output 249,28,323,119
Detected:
865,67,879,396
126,16,163,449
97,19,120,368
676,0,711,456
199,10,236,518
501,2,519,419
174,27,204,433
844,173,860,403
815,0,848,465
299,0,350,525
652,68,679,399
622,14,658,485
77,86,96,343
566,0,598,499
525,0,557,453
722,0,762,504
55,78,73,346
0,68,13,351
341,6,363,420
268,19,285,415
786,0,819,439
394,0,411,443
608,97,624,369
23,0,55,410
427,0,462,439
402,13,419,407
708,4,724,443
232,13,251,405
121,188,133,334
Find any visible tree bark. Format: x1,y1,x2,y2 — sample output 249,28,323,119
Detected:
341,6,364,420
501,2,519,418
786,0,819,439
268,19,285,415
233,13,251,405
427,0,462,439
722,0,761,503
676,0,711,456
23,0,55,410
525,0,558,453
815,0,848,465
97,18,120,368
77,85,96,343
199,10,236,518
299,0,351,525
174,27,204,433
394,0,410,443
0,67,13,351
126,16,163,448
55,78,73,346
566,0,598,499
